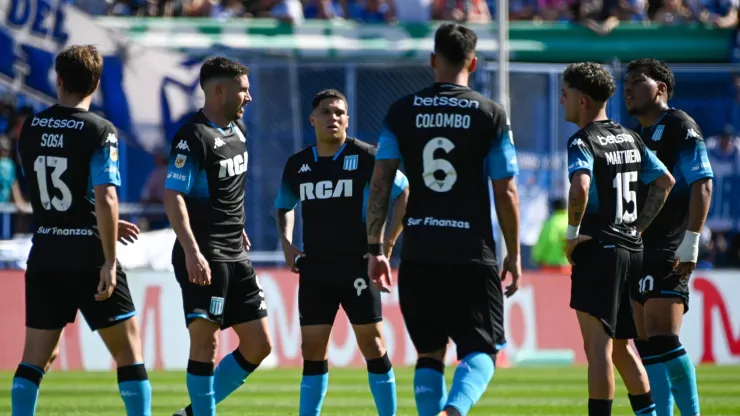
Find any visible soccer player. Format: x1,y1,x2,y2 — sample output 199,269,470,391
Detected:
625,58,714,416
12,45,151,416
560,62,675,416
274,89,408,416
166,57,272,416
366,23,521,416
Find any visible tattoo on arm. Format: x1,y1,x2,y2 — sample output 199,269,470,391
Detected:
276,208,294,244
633,185,670,232
568,182,587,226
367,159,399,243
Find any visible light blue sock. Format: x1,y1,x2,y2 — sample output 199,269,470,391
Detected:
187,372,215,416
414,365,447,416
445,353,495,416
118,380,153,416
11,363,44,416
213,351,255,403
645,363,674,416
664,353,699,415
299,373,329,416
369,368,397,416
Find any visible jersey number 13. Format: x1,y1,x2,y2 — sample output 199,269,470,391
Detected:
34,155,73,212
422,137,458,192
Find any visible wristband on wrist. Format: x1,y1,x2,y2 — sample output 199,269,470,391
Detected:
565,225,580,240
368,243,383,256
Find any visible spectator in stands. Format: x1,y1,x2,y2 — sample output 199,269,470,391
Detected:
653,0,693,24
392,0,432,21
0,136,28,214
210,0,248,18
577,0,621,35
139,147,170,230
537,0,576,21
351,0,396,22
269,0,305,23
304,0,346,18
612,0,647,21
432,0,491,22
531,199,571,272
508,0,538,20
698,0,738,28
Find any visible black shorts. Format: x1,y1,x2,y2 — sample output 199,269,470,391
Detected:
570,240,640,339
398,259,505,360
25,263,136,331
297,256,382,326
632,250,689,313
174,256,267,330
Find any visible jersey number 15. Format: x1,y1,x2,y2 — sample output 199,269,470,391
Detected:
34,156,73,212
613,171,637,225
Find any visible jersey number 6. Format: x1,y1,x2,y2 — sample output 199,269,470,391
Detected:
613,170,637,225
34,155,73,212
422,137,457,193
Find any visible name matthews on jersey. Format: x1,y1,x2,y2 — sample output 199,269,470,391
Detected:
413,95,480,130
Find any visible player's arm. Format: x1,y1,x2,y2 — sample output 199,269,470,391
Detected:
163,134,203,257
274,160,303,271
564,136,594,265
91,126,121,267
633,147,675,234
366,123,401,251
384,170,409,257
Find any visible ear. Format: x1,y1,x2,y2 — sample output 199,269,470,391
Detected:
469,56,478,73
430,53,436,69
56,76,62,89
657,82,668,97
309,112,315,127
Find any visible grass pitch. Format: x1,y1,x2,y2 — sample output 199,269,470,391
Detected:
1,365,739,415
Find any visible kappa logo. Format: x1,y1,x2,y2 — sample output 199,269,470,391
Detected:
214,137,226,149
105,133,117,144
570,138,585,147
175,154,187,168
298,164,311,173
176,140,190,152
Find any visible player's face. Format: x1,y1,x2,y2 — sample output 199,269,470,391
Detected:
624,69,663,115
559,83,582,123
310,98,349,142
222,75,252,121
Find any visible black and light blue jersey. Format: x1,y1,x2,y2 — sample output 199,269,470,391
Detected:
164,110,249,262
567,120,668,251
18,105,120,267
274,138,408,260
376,83,518,265
634,108,714,253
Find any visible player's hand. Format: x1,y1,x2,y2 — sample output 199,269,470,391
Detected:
500,252,521,298
117,220,140,245
95,261,117,301
674,230,699,280
565,235,592,266
186,250,211,286
383,239,395,259
366,253,392,293
242,230,251,251
282,242,304,273
674,259,696,280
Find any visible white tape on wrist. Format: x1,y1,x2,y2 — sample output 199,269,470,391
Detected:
676,230,700,263
566,225,580,240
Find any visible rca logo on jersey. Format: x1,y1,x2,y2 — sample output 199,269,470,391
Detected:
214,137,225,149
298,164,311,173
176,140,190,152
343,155,358,171
218,151,248,179
299,179,353,201
175,154,187,168
570,138,585,147
413,95,480,109
40,133,64,148
597,134,635,146
31,117,84,130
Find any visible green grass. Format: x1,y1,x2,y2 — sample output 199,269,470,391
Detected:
1,366,739,415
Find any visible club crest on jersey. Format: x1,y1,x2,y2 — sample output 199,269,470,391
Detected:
651,125,665,142
343,155,358,171
209,296,225,316
175,154,187,168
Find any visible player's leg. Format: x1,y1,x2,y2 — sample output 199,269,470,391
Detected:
81,266,152,416
343,261,396,416
297,258,339,416
12,266,72,416
444,264,501,416
398,260,450,416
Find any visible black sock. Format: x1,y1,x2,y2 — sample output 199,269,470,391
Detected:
629,392,657,415
588,398,613,416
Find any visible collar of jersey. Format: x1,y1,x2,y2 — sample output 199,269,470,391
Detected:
207,120,236,136
434,82,469,89
312,142,347,162
639,109,671,135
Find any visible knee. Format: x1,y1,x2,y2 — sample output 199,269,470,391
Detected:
583,339,611,367
301,338,329,362
357,332,385,360
239,337,272,365
188,320,220,362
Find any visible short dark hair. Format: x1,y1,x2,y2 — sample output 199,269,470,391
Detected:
434,23,477,67
563,62,616,102
626,58,675,99
311,89,347,110
199,56,250,89
55,45,103,97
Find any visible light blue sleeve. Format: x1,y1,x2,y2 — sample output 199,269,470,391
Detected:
486,124,519,180
376,122,401,160
390,170,408,200
676,138,714,185
567,136,594,179
274,172,299,210
164,135,201,194
90,127,121,187
640,147,668,185
8,160,16,184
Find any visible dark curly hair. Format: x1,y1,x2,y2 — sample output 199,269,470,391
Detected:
626,58,675,99
563,62,616,102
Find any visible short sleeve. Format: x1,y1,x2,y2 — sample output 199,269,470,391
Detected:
164,131,204,195
486,111,519,180
640,147,668,184
274,158,299,210
376,120,401,161
390,170,409,200
676,123,714,185
90,124,121,187
567,135,594,179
